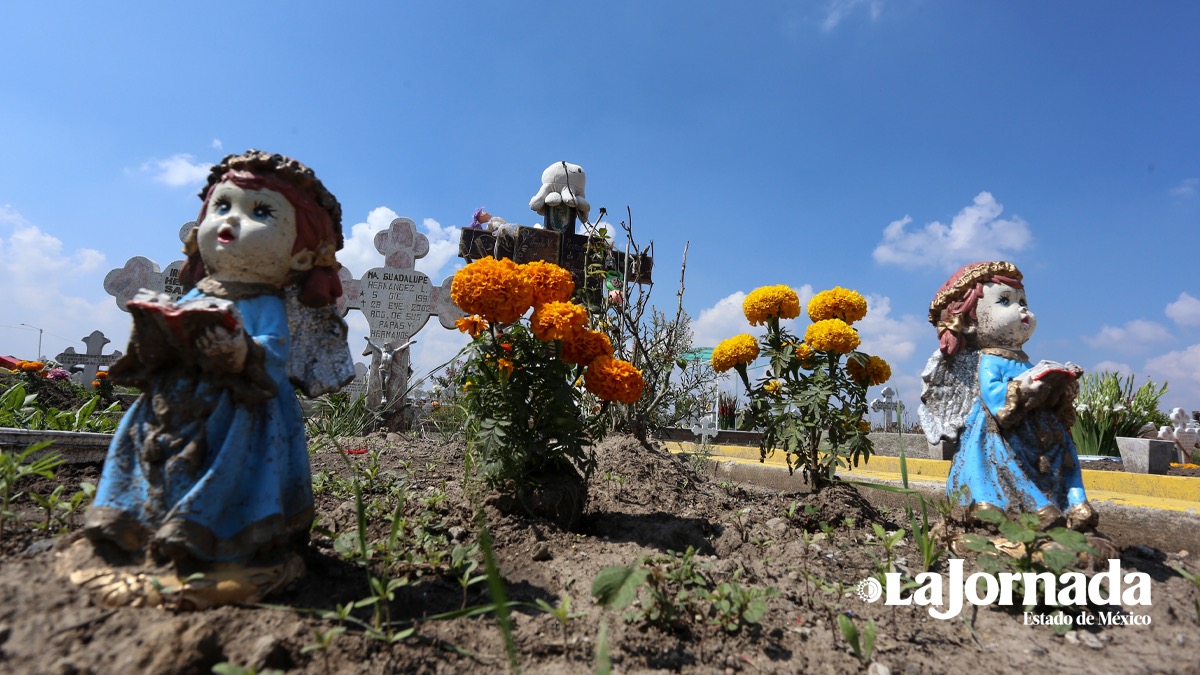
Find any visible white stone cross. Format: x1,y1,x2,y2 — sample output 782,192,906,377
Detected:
103,224,192,310
55,330,123,384
690,413,719,444
350,218,463,424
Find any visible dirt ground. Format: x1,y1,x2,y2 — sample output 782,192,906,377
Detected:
1,433,1198,674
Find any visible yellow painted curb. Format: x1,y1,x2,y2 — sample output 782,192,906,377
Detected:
665,441,1200,514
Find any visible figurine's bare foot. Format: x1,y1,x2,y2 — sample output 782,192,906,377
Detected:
1065,501,1099,531
58,538,304,610
172,555,306,610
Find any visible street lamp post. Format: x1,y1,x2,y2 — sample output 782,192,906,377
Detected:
19,323,44,361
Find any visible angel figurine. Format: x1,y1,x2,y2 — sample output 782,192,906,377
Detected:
919,261,1098,531
64,150,354,608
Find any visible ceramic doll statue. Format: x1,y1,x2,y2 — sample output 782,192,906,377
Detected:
62,150,353,608
919,261,1099,531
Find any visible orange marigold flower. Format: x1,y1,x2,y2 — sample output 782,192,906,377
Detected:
807,287,868,324
18,361,44,373
451,256,534,324
743,285,801,326
521,260,575,307
91,380,102,388
455,314,490,338
96,371,108,379
711,334,759,373
805,319,860,354
530,301,588,342
846,355,891,386
584,355,645,404
562,329,613,366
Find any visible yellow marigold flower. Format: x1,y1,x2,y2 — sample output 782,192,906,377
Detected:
584,355,645,404
794,343,815,362
497,357,514,376
846,355,892,386
805,319,860,354
530,301,588,342
451,256,534,324
562,329,613,365
807,287,868,324
455,314,490,338
858,420,872,433
743,285,801,326
763,379,782,395
711,334,760,373
521,260,575,307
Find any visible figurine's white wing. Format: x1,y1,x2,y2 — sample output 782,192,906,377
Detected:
286,287,356,397
918,348,979,445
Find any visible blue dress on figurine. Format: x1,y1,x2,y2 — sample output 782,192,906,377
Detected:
85,286,312,564
947,351,1088,514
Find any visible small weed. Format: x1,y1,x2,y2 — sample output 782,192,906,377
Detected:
837,614,876,664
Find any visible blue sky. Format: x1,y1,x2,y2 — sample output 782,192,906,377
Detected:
2,1,1198,418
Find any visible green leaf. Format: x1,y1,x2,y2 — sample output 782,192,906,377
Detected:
1046,528,1093,554
972,508,1005,525
591,565,648,610
998,520,1036,544
1041,547,1079,573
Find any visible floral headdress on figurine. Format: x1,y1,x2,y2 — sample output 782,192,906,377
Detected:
927,261,1024,356
180,149,345,308
919,261,1024,444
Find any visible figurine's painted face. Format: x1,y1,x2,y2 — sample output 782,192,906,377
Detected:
198,182,299,286
974,282,1036,348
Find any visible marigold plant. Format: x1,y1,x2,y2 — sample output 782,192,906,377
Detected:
450,256,533,324
584,355,646,405
711,334,760,373
562,329,613,366
449,259,645,515
805,319,861,354
717,285,890,489
523,260,576,306
743,285,801,326
807,286,867,324
846,354,891,386
530,301,588,342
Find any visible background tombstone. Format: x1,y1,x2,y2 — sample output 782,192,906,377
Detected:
354,217,462,428
103,223,192,309
55,331,122,384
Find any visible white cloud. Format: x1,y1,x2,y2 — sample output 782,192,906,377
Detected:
1082,319,1173,352
211,139,224,151
822,0,884,32
691,292,751,349
1166,292,1200,327
1169,177,1199,198
0,207,129,361
143,153,212,187
1145,344,1200,411
415,217,463,283
855,294,927,366
339,207,402,276
872,192,1032,271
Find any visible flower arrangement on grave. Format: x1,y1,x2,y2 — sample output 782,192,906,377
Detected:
713,285,889,489
450,256,644,524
